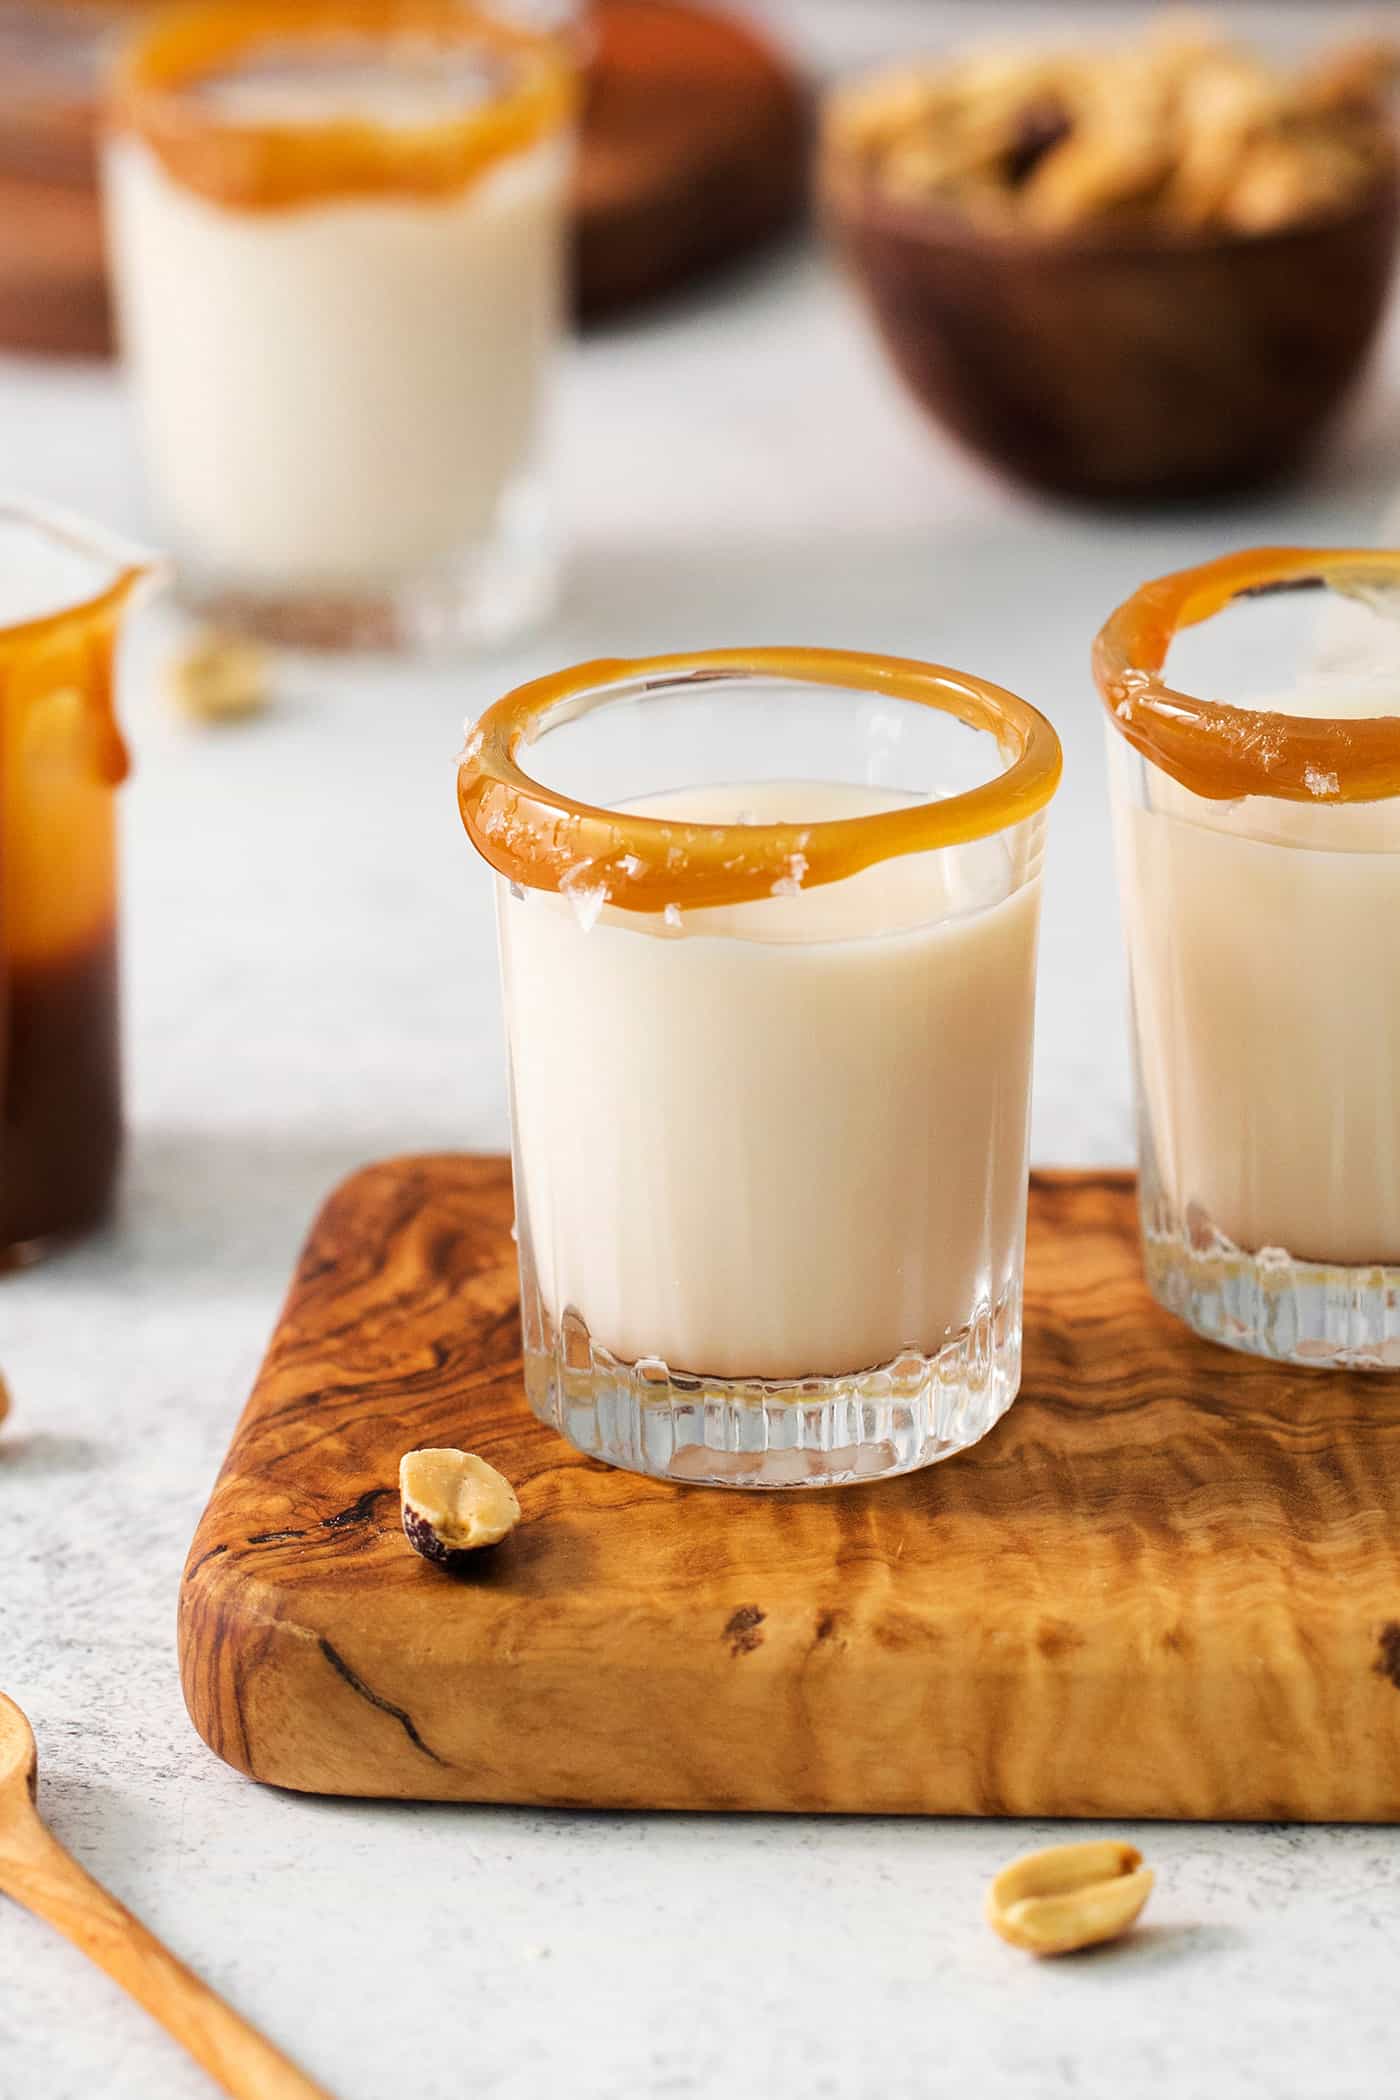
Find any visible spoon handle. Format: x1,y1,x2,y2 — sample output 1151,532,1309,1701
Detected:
0,1824,334,2099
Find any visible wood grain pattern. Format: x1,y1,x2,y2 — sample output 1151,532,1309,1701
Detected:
179,1156,1400,1821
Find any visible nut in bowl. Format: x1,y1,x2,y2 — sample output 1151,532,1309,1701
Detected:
822,23,1400,501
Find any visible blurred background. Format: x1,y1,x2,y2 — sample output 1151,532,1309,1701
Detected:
2,0,1397,1259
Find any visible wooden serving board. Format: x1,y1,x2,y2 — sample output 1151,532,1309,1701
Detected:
0,168,112,358
573,0,808,319
179,1156,1400,1821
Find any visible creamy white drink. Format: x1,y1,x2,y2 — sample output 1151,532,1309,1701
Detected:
1100,546,1400,1366
107,135,565,591
464,645,1061,1482
500,780,1044,1380
104,7,573,645
1114,690,1400,1266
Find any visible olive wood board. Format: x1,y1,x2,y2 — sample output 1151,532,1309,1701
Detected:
179,1155,1400,1822
573,0,808,318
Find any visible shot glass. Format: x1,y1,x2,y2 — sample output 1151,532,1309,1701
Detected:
104,0,575,651
459,646,1061,1487
0,501,157,1264
1097,545,1400,1366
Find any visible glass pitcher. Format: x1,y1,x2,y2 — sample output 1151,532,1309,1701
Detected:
0,501,157,1264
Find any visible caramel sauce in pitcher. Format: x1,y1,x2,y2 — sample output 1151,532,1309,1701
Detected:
2,934,121,1256
1,559,140,1262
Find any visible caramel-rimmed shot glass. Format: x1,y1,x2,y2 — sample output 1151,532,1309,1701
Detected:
0,501,160,1266
1097,544,1400,1367
104,0,575,652
460,646,1062,1488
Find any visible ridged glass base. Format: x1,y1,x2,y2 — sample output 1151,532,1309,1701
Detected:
171,490,556,654
523,1295,1022,1489
1140,1181,1400,1370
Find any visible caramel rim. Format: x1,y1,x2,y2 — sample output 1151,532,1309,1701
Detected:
1094,547,1400,804
458,646,1062,914
0,501,161,786
110,0,575,213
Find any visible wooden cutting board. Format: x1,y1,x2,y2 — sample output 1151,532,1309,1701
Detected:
178,1155,1400,1821
573,0,808,318
0,169,112,357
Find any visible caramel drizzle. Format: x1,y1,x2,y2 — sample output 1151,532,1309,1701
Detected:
457,646,1062,915
110,0,575,213
1094,546,1400,804
0,514,157,789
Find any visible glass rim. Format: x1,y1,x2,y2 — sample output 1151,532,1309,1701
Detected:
0,495,161,659
457,645,1062,914
1094,546,1400,805
0,497,160,792
108,0,576,214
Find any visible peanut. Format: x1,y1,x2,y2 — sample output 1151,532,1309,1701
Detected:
986,1840,1154,1957
824,28,1396,234
169,628,272,723
400,1448,521,1567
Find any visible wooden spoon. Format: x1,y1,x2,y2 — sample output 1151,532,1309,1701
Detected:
0,1692,334,2098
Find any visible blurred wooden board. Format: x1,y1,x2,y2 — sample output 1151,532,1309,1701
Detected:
574,0,808,318
0,168,110,356
0,0,807,355
178,1155,1400,1820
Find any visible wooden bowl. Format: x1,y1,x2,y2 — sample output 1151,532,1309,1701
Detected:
825,163,1400,503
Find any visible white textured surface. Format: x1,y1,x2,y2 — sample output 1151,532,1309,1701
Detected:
6,46,1400,2096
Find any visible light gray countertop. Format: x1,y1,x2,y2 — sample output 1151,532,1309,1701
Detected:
6,91,1400,2100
